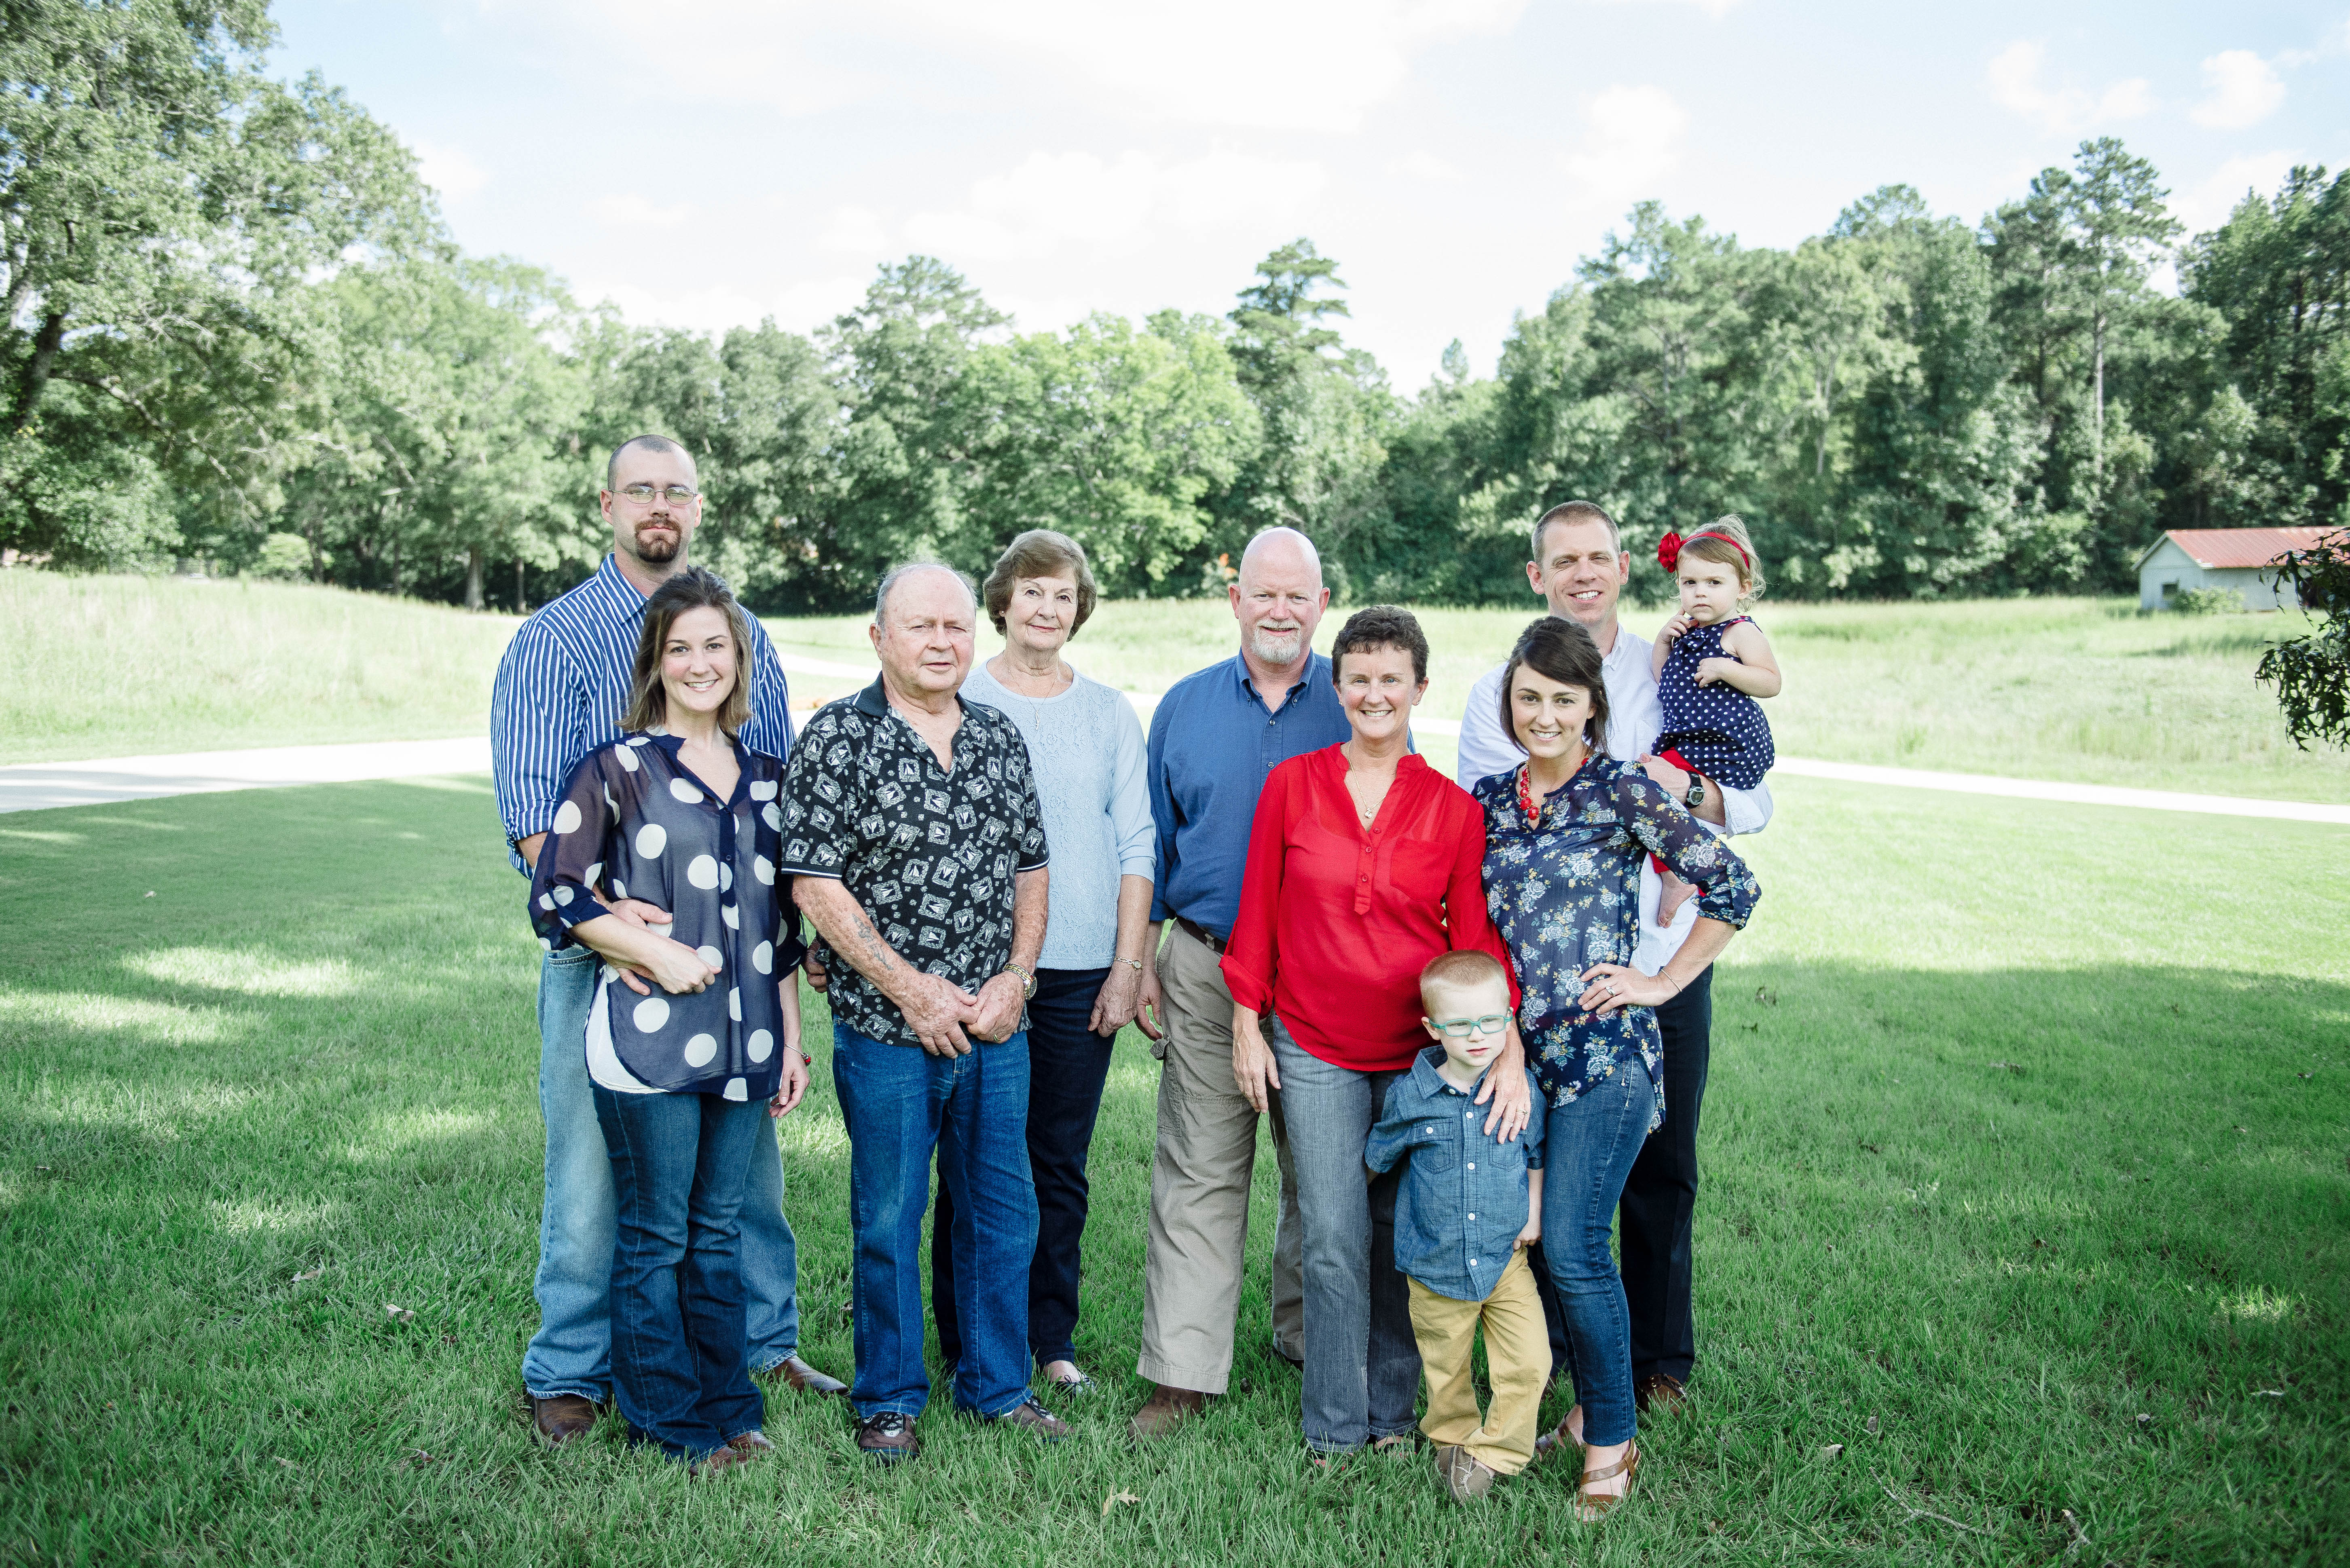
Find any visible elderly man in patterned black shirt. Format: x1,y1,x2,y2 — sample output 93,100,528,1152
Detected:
781,562,1063,1464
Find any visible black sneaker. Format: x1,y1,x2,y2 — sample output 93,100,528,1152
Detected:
991,1396,1072,1442
855,1410,921,1464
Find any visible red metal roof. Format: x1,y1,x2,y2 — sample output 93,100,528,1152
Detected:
2151,527,2336,570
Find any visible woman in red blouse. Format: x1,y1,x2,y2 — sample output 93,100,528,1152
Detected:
1223,606,1531,1458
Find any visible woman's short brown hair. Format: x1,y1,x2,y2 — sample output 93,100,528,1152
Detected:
981,530,1099,637
1330,605,1429,685
622,567,756,736
1498,615,1610,758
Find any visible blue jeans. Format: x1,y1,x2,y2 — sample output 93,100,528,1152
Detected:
522,947,804,1400
591,1085,767,1461
832,1023,1038,1420
1539,1058,1660,1449
932,967,1115,1369
1271,1021,1420,1453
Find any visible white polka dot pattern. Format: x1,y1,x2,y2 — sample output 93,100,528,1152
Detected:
634,822,667,859
686,854,720,890
684,1033,718,1067
552,800,582,835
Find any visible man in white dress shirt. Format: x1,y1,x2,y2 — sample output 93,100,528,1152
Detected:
1455,499,1771,1418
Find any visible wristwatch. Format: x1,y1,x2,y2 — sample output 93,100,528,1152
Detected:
1684,774,1707,810
1002,961,1038,1000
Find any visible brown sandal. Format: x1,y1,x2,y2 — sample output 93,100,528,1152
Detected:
1574,1440,1640,1521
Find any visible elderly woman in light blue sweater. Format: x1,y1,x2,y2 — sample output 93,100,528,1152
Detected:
929,528,1156,1395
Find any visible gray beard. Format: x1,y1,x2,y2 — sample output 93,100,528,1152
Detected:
1248,628,1305,666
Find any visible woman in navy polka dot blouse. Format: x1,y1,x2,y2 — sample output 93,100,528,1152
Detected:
1648,516,1782,928
526,568,808,1473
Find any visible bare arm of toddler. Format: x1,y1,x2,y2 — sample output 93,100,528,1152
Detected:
1516,1168,1544,1249
1696,618,1782,698
1651,613,1692,679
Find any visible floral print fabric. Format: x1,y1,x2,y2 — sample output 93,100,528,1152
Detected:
1474,755,1760,1130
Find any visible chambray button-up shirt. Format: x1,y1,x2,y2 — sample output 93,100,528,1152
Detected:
1366,1047,1548,1304
1145,651,1352,937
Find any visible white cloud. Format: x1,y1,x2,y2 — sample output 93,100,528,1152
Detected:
1986,41,2154,134
588,194,697,231
818,207,890,253
1591,0,1743,16
2189,50,2287,129
493,0,1526,131
410,138,488,199
1565,84,1688,207
902,148,1327,263
1391,151,1462,182
2172,150,2301,234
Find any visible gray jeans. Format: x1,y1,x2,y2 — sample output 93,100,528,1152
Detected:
1270,1019,1420,1452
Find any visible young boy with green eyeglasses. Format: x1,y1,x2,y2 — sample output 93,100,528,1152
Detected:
1365,950,1550,1502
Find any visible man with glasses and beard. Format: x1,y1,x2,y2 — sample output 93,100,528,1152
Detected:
491,435,846,1446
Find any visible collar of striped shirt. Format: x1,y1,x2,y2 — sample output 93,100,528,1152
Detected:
492,554,795,873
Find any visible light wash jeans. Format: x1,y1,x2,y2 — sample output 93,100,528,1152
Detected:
1270,1021,1420,1454
522,947,804,1400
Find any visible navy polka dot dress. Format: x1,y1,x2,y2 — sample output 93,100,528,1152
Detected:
1654,616,1774,791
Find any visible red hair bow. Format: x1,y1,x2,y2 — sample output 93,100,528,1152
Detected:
1656,532,1686,572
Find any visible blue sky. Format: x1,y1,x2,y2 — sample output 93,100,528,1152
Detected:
271,1,2350,386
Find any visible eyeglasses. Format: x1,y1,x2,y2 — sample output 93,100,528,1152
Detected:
1428,1013,1511,1039
614,483,699,505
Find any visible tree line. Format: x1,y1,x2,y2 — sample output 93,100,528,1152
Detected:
7,1,2349,615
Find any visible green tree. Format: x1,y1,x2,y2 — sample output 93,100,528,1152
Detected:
959,311,1258,595
1,0,426,565
2257,529,2350,747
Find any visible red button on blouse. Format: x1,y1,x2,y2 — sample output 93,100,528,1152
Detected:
1221,745,1518,1073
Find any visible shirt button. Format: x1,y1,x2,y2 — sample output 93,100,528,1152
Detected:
1466,1162,1476,1171
1467,1213,1476,1221
1470,1258,1479,1266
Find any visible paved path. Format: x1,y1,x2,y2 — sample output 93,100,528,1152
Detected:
8,658,2346,825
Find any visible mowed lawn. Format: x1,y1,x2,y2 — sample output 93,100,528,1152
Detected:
0,776,2343,1566
11,571,2350,806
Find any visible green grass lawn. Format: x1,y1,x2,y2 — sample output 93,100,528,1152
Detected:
1,776,2342,1564
13,572,2348,805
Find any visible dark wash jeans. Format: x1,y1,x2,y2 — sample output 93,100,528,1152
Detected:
1269,1021,1419,1454
1538,1057,1658,1449
832,1022,1038,1420
933,966,1115,1370
589,1084,767,1463
1529,967,1713,1386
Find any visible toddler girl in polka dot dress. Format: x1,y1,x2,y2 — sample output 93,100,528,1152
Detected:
1650,514,1781,927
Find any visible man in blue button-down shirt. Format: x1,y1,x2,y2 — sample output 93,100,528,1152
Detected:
489,435,842,1444
1126,528,1349,1437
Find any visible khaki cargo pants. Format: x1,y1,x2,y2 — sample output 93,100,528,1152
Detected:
1134,921,1303,1395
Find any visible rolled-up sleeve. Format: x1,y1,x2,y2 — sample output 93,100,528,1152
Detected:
1110,694,1156,879
1720,776,1771,838
492,619,582,853
1615,771,1759,929
526,751,617,948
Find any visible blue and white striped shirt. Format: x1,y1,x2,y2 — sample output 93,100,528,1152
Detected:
490,554,795,872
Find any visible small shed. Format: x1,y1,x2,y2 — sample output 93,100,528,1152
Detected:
2136,527,2329,610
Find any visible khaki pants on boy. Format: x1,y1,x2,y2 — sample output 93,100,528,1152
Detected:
1407,1250,1552,1475
1136,920,1303,1395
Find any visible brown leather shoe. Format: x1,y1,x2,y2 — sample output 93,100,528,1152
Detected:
1128,1383,1207,1440
990,1396,1072,1442
531,1393,598,1446
855,1410,921,1464
1531,1404,1584,1463
761,1355,848,1398
1635,1374,1688,1416
726,1430,775,1455
690,1442,759,1479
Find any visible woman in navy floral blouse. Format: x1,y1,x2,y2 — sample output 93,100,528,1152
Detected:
1472,615,1759,1520
527,568,808,1475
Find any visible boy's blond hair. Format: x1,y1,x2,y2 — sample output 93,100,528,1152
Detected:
1678,513,1766,605
1419,949,1510,1012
